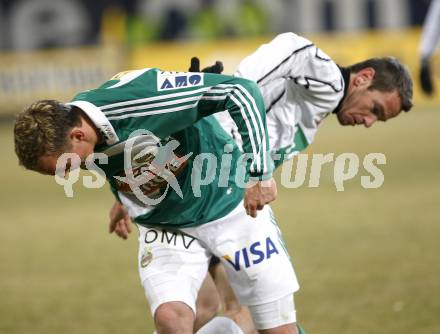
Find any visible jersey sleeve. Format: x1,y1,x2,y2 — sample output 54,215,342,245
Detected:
235,32,315,86
198,76,271,179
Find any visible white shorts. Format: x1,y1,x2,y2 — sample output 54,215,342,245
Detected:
137,202,299,317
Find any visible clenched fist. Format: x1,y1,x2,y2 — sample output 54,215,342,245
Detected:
109,201,132,240
244,178,277,218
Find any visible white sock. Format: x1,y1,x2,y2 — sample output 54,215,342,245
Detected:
196,316,244,334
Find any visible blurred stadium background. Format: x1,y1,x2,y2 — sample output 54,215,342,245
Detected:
1,0,439,333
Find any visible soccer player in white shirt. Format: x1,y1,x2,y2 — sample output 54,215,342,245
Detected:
187,32,413,333
215,32,412,163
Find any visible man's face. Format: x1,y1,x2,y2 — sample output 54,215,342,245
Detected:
337,88,401,128
32,115,100,175
36,137,94,175
337,69,402,128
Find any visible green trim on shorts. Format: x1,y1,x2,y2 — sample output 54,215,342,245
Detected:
298,325,307,334
268,208,290,258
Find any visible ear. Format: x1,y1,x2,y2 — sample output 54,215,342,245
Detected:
353,67,375,87
69,128,86,143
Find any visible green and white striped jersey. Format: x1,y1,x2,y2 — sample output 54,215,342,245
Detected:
68,68,271,227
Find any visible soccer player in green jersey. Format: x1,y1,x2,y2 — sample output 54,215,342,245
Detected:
14,68,300,334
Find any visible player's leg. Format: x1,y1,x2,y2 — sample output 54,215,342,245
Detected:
195,260,304,334
192,242,249,333
137,225,210,334
194,269,221,332
208,259,258,334
155,302,194,334
247,295,298,334
197,259,307,334
194,257,257,334
196,316,246,334
194,203,301,334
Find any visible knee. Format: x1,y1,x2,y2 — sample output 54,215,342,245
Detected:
155,302,194,334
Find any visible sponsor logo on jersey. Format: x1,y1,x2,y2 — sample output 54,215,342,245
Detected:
143,228,197,249
114,148,188,198
140,246,153,268
222,236,279,271
157,71,203,91
114,133,192,204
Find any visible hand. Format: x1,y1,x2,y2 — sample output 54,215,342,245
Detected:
189,57,200,72
244,178,277,218
109,201,132,240
189,57,224,74
420,59,434,95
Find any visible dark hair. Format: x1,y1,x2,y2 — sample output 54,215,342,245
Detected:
347,57,413,112
14,100,82,171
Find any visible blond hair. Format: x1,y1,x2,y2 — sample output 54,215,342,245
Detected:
14,100,81,170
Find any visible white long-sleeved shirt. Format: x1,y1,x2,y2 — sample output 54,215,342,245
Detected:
215,32,346,167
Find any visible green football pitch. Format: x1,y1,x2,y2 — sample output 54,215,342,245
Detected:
1,106,439,334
